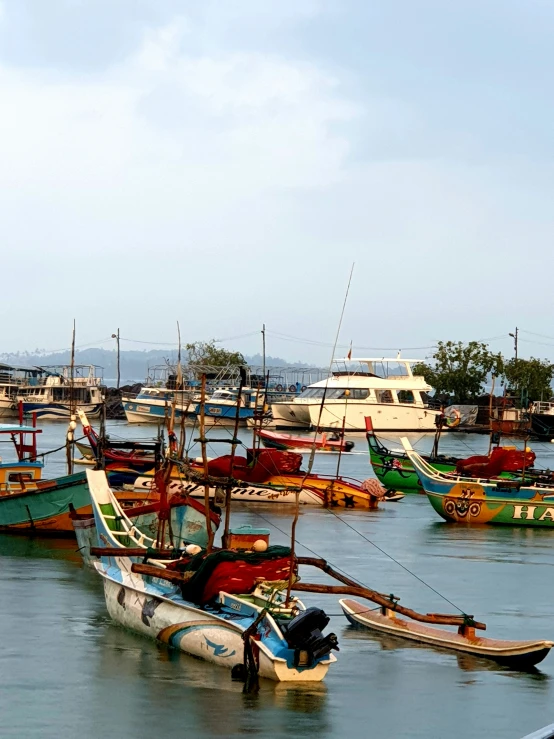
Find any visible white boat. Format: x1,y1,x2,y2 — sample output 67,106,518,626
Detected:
271,357,441,432
87,469,338,682
0,363,38,419
122,387,197,424
132,475,324,505
16,365,104,420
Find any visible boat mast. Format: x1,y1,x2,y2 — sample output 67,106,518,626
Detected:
199,374,215,552
66,320,76,475
223,366,246,547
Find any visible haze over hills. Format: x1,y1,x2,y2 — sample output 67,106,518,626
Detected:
0,348,315,385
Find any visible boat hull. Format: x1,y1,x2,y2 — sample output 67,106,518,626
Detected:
340,599,552,668
0,472,92,534
101,565,333,682
21,402,103,421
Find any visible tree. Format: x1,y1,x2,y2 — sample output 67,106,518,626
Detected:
185,340,245,370
413,341,504,404
503,357,554,404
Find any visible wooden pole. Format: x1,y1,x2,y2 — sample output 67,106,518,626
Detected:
285,491,300,605
223,367,245,547
66,320,76,475
199,374,214,552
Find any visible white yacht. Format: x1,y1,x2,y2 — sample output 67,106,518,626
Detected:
270,358,441,432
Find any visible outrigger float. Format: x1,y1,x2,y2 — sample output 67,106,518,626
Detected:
289,557,552,668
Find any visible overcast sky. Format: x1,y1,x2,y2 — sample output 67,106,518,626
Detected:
1,0,553,364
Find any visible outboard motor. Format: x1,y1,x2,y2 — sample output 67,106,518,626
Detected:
281,607,339,668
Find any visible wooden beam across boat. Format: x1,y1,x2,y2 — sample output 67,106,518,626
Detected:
89,546,176,559
131,562,194,584
295,556,485,629
293,582,485,629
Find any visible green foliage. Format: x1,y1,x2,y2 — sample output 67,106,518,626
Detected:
503,357,554,402
185,340,245,369
412,341,504,404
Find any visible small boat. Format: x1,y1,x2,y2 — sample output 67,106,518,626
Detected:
77,409,159,472
87,469,339,682
402,438,554,527
16,364,104,420
367,417,535,494
290,555,552,670
172,448,398,507
258,429,354,453
340,599,552,668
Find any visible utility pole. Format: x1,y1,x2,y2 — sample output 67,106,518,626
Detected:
509,327,518,362
112,329,120,389
261,324,266,388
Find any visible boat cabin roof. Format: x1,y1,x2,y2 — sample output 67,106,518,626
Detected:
0,424,41,434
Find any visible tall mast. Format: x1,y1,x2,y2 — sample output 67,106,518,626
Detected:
66,320,76,475
199,374,215,552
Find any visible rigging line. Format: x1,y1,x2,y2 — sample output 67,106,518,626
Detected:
251,511,368,589
266,331,437,352
321,509,466,614
517,338,554,348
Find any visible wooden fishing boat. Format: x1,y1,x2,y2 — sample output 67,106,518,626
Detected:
258,429,354,453
367,417,535,494
340,599,552,668
77,409,160,472
86,469,338,682
402,438,554,527
132,447,401,507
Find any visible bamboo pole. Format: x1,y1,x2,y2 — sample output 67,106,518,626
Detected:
199,374,214,552
66,320,76,475
223,367,246,547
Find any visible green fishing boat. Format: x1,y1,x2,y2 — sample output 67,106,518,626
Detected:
365,418,535,494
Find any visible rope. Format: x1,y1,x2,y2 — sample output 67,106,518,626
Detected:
322,509,466,614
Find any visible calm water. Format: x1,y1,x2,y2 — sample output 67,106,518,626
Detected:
1,423,554,738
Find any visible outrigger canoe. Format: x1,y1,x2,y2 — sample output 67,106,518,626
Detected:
258,429,354,453
402,438,554,527
366,418,536,494
340,599,552,668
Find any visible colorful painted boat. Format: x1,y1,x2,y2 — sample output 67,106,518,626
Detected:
402,438,554,527
87,469,338,682
367,419,535,494
258,429,354,453
340,598,552,668
132,446,398,507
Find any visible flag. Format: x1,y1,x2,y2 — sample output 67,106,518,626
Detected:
347,342,352,361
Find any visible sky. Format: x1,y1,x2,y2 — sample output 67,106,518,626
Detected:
1,0,554,365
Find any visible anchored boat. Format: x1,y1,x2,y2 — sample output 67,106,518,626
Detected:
87,469,339,682
402,437,554,527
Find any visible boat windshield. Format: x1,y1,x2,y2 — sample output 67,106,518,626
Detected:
299,388,370,400
210,391,237,401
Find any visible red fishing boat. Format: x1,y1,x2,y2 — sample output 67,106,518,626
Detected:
258,429,354,453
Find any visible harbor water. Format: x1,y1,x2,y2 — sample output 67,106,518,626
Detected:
1,422,554,738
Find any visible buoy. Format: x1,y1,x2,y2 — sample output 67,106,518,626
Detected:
252,539,268,552
185,544,202,555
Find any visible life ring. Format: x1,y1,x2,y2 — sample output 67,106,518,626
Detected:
445,408,461,428
301,385,307,392
289,384,296,393
275,384,283,392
